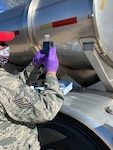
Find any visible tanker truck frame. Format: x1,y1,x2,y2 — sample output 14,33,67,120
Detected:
0,0,113,149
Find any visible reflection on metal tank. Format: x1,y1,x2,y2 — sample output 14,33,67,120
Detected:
28,0,94,70
0,0,113,85
0,0,94,69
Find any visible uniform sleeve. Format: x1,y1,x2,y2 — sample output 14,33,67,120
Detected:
0,74,64,124
18,62,42,86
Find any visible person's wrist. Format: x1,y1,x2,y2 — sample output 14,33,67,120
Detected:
32,61,37,67
47,71,56,75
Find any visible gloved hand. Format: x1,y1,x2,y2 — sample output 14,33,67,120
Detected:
32,50,46,66
44,46,59,72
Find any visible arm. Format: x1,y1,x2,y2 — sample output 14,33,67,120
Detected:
0,46,64,124
0,73,64,124
18,62,42,86
18,49,46,85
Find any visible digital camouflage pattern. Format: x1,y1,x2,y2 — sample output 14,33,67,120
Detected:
0,64,64,150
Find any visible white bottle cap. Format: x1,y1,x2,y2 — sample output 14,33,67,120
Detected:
44,35,50,41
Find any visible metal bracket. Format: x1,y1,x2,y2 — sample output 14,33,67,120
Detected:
84,42,113,92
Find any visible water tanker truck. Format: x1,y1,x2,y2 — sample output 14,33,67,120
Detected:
0,0,113,149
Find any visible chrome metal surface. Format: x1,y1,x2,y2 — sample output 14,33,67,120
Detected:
0,0,113,85
0,0,94,69
28,0,94,69
61,91,113,149
0,0,112,69
93,0,113,67
84,42,113,92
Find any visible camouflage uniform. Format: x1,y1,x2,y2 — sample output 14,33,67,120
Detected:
0,64,64,150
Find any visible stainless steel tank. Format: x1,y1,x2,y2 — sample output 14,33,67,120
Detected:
0,0,113,84
0,0,93,68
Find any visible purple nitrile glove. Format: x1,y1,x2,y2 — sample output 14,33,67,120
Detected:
44,46,59,72
32,50,46,66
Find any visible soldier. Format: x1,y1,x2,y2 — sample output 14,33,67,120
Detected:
0,31,64,149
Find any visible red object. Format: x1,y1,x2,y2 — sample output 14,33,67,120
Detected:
52,17,77,28
0,31,15,42
14,30,19,36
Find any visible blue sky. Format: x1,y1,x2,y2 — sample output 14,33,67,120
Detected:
0,1,9,12
0,0,29,13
